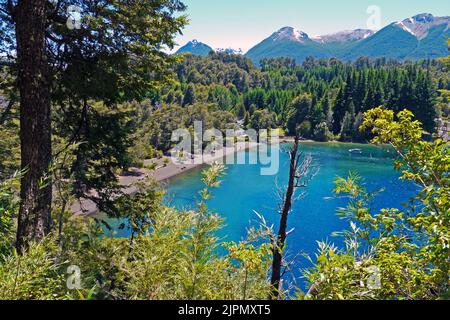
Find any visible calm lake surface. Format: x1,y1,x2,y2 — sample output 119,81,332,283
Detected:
163,142,417,282
110,142,418,288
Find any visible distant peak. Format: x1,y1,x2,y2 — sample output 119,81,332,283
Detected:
176,40,213,56
189,39,200,46
272,26,309,42
395,13,449,39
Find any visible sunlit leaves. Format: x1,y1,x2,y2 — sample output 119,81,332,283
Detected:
306,108,449,300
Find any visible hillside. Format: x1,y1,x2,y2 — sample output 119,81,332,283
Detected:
245,13,450,64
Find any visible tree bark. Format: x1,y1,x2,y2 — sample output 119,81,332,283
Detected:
14,0,52,251
270,136,299,298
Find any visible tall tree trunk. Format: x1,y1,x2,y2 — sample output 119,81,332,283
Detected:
270,136,299,298
14,0,52,251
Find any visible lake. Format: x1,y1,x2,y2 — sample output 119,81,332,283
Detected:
163,142,418,287
109,142,418,289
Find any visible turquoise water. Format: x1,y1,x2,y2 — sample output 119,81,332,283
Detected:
109,142,417,288
163,142,418,284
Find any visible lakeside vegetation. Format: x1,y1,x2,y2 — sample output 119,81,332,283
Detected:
0,0,448,300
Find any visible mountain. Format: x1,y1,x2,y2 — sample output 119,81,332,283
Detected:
314,29,377,59
341,24,418,61
246,27,329,65
176,40,213,56
343,13,450,60
394,13,449,40
245,13,450,64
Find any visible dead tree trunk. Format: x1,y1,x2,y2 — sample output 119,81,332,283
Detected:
13,0,53,251
270,136,315,298
270,136,299,297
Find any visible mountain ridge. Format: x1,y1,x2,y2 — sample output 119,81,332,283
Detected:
246,13,449,64
177,13,450,63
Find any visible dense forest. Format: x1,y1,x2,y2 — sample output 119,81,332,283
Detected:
0,0,449,301
2,51,449,181
95,52,449,172
130,52,449,156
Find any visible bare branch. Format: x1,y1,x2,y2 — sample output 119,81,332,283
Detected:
270,136,318,298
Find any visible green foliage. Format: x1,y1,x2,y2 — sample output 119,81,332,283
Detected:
304,108,449,300
167,54,442,142
0,239,68,300
0,100,19,179
250,109,277,133
0,164,272,300
139,103,237,153
286,94,312,137
0,174,19,254
339,111,355,142
1,0,188,221
127,164,270,299
86,209,271,300
0,4,448,301
313,122,334,142
61,102,137,204
70,163,271,300
298,120,312,139
115,184,165,240
236,104,246,119
243,111,250,129
183,84,197,106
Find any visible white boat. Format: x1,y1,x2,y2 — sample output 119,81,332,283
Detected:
349,148,363,154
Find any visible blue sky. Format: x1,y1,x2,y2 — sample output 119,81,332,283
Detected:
173,0,450,53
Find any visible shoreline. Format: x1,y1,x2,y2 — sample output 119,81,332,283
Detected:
148,141,259,183
280,137,371,145
70,139,382,216
71,141,259,216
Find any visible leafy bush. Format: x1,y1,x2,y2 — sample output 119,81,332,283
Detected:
304,108,450,300
0,239,68,300
313,122,334,142
0,174,19,254
0,163,272,300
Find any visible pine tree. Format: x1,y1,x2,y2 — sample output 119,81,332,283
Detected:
183,84,196,106
236,104,246,119
243,111,250,129
0,0,187,250
286,94,312,136
339,111,354,142
413,71,436,134
332,88,346,134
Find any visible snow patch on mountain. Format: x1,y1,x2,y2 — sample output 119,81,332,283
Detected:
396,21,415,36
395,13,450,40
188,40,202,47
270,27,309,42
312,29,375,44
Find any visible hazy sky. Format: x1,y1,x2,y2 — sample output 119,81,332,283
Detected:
173,0,450,53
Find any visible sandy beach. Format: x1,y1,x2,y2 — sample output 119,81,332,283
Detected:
71,141,259,216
